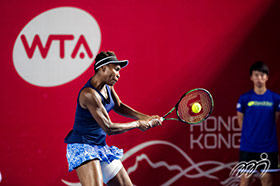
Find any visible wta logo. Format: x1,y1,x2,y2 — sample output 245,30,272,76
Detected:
13,7,101,87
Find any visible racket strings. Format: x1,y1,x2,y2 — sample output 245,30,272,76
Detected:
177,90,212,123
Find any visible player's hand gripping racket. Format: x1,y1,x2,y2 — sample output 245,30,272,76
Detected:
161,88,214,124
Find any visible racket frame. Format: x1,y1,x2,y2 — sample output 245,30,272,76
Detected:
161,88,214,124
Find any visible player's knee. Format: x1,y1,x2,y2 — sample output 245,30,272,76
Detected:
240,175,253,186
261,173,273,186
107,168,132,186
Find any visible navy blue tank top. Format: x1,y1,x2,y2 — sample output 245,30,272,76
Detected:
64,78,115,145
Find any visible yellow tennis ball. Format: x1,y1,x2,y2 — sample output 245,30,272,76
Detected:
192,102,202,113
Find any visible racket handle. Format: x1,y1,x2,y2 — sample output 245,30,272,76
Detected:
160,117,164,122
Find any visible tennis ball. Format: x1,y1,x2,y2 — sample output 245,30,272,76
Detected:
191,103,202,113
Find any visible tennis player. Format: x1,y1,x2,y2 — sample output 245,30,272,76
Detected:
237,61,280,186
64,51,162,186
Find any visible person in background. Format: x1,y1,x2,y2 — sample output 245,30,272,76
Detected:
237,61,280,186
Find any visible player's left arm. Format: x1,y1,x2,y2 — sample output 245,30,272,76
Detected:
273,94,280,126
275,94,280,125
276,112,280,125
111,86,157,120
237,111,244,129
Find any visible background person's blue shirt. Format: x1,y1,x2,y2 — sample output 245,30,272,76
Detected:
237,89,280,152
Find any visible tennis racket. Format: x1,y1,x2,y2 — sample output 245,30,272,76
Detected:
160,88,214,124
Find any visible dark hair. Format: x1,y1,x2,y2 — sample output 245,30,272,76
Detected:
249,61,269,76
94,51,116,72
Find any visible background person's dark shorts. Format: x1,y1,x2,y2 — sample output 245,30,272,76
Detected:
239,151,279,171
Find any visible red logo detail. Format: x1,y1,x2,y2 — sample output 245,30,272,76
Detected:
20,34,93,59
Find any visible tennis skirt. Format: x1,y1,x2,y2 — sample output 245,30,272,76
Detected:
66,143,123,172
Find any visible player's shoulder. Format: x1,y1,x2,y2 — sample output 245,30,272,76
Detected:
267,89,280,95
267,89,280,100
240,90,254,99
80,87,101,101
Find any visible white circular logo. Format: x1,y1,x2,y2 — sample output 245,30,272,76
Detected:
13,7,101,87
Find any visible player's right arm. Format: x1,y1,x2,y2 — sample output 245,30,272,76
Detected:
276,112,280,125
79,88,158,135
237,111,244,129
236,95,244,129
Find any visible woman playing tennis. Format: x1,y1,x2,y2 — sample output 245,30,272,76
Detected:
64,51,162,186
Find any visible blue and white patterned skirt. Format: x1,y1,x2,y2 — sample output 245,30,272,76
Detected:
66,143,123,172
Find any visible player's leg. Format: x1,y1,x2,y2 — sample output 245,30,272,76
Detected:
239,151,255,186
260,172,273,186
107,167,133,186
76,159,103,186
240,174,253,186
101,159,132,186
260,152,279,186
